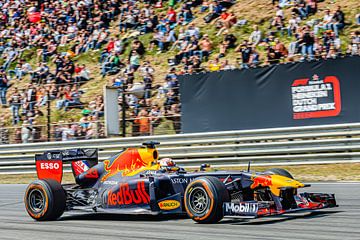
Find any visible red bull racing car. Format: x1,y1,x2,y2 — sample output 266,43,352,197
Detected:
24,141,337,223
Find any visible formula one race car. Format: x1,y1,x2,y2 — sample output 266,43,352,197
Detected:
24,141,337,223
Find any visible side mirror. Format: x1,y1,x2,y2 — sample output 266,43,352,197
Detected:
200,164,210,171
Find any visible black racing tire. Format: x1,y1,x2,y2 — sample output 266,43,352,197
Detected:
184,176,230,224
265,168,294,179
24,179,66,221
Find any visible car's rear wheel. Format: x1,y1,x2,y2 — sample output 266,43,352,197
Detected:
24,179,66,221
184,176,230,224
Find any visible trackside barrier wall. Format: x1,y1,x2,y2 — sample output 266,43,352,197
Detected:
1,122,360,174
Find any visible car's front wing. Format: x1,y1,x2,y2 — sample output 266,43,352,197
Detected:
223,192,337,218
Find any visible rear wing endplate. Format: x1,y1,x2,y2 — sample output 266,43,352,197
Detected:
35,148,98,183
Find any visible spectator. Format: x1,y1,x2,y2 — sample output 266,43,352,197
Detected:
0,122,9,144
61,124,75,141
86,116,99,139
197,34,213,61
75,64,91,83
150,104,162,131
299,26,315,60
216,9,237,36
249,48,260,67
134,109,151,136
249,25,262,46
3,47,18,70
306,0,318,16
274,38,288,58
236,40,253,69
93,95,104,117
166,103,181,134
218,30,237,58
314,9,333,35
0,69,8,106
19,60,33,80
63,85,83,111
346,31,360,55
331,6,345,37
208,58,221,71
14,127,22,144
167,7,177,24
21,121,32,143
221,59,236,70
9,88,21,125
287,13,301,37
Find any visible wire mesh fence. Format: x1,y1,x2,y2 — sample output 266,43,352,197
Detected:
0,120,106,145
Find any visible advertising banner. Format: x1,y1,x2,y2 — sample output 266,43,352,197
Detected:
179,56,360,133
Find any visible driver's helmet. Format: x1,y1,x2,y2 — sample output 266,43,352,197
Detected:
159,158,176,168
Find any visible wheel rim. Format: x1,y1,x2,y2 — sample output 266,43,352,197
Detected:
188,187,210,215
28,189,45,213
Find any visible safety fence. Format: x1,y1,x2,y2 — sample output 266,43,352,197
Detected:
1,122,360,174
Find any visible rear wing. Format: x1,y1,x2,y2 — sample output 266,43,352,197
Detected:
35,149,98,183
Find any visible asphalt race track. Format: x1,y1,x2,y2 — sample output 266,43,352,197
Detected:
0,183,359,240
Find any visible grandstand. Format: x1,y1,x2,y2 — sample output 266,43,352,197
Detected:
0,0,359,144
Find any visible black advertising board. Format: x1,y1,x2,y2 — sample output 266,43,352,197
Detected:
179,56,360,133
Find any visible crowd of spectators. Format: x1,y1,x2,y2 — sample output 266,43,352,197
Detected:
0,0,115,142
0,0,359,142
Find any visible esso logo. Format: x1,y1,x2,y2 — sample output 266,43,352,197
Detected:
40,162,60,170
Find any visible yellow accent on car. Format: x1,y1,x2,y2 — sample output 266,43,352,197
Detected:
158,200,181,210
123,164,160,177
138,147,159,165
268,175,305,196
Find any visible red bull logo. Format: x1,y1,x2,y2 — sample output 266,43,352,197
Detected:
107,181,150,206
101,149,147,181
251,175,272,189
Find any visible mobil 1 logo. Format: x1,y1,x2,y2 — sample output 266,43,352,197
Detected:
223,202,258,216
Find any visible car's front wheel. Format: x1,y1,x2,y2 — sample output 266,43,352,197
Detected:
24,179,66,221
184,176,230,224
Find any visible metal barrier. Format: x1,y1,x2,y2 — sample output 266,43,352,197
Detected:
1,122,360,174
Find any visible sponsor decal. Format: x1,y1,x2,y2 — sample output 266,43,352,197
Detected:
158,200,181,210
171,177,231,185
35,160,63,183
219,177,233,183
44,152,61,160
103,180,118,185
72,160,90,176
291,75,341,119
106,181,150,206
102,150,147,181
39,162,60,170
250,175,272,189
63,150,70,156
144,170,158,175
84,168,99,179
223,202,258,216
171,177,195,184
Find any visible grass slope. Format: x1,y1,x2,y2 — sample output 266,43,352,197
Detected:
1,0,359,128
